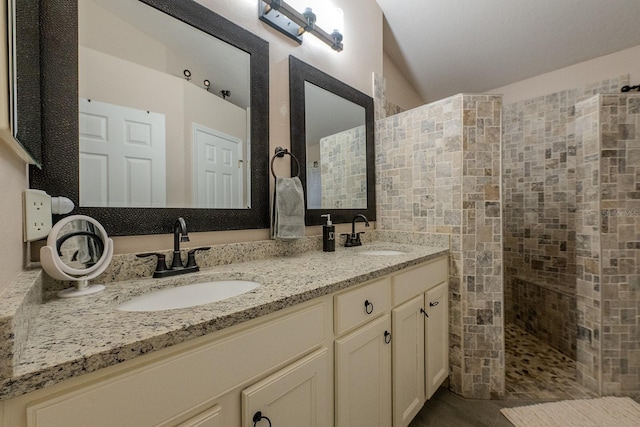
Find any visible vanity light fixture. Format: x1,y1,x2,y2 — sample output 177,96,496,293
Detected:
204,79,211,91
259,0,344,52
183,69,192,81
301,7,316,32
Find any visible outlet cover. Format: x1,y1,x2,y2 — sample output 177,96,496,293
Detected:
23,189,52,242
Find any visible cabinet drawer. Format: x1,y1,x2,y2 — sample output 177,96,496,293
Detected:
392,257,447,305
334,278,390,336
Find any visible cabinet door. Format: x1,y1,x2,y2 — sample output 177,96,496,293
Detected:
392,295,425,427
425,281,448,399
242,349,330,427
335,314,392,427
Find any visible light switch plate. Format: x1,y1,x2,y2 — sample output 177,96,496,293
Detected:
23,189,52,242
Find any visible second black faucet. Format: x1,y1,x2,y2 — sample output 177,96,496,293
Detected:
342,213,370,247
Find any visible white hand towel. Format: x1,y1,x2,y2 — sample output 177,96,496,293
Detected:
271,176,305,241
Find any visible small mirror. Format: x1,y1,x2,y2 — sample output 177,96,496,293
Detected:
289,56,375,225
40,215,114,298
56,218,106,270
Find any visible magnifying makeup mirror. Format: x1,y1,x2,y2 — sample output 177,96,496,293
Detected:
40,215,114,298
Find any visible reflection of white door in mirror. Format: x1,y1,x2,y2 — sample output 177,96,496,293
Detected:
193,124,243,208
79,98,167,208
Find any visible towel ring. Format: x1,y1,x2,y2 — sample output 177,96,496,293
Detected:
270,146,300,178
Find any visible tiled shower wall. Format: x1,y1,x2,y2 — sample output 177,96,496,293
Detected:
376,94,504,399
501,77,628,359
319,125,367,208
575,93,640,398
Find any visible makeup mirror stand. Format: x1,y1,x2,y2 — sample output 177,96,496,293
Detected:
40,215,114,298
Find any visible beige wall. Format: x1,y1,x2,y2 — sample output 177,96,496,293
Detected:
489,44,640,104
383,51,424,110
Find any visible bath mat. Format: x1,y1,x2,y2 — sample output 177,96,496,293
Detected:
500,396,640,427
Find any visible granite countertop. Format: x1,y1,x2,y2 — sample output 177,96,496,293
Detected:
0,236,448,400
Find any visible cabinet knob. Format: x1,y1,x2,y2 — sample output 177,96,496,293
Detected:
384,330,391,344
364,299,374,314
253,411,272,426
429,301,439,307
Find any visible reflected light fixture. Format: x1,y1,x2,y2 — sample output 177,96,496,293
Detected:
203,79,211,91
183,69,192,81
259,0,343,52
220,90,231,99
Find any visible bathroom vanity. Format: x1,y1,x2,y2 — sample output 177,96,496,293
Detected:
0,237,448,427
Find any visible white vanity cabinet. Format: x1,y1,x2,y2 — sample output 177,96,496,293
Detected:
0,254,449,427
2,300,332,427
333,277,392,427
391,256,449,427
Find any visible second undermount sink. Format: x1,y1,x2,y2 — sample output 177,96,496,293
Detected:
359,250,406,256
117,280,260,312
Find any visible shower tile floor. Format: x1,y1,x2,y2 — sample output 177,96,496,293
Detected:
505,323,596,400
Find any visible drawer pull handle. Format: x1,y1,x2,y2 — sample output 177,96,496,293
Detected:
429,301,439,307
253,411,272,426
364,299,374,314
384,330,392,344
420,308,429,318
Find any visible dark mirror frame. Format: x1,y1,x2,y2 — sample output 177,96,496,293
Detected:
12,0,42,166
29,0,270,236
289,55,376,226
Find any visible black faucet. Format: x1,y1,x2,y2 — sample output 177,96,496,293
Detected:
342,213,370,247
136,217,210,278
171,217,190,269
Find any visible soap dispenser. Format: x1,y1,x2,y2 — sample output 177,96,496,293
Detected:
321,214,335,252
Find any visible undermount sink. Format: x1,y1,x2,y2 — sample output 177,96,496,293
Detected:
117,280,260,312
359,250,406,256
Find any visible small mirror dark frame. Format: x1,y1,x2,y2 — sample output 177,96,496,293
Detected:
30,0,270,236
289,55,376,226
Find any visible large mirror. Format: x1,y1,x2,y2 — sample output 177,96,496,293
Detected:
289,56,375,226
30,0,270,235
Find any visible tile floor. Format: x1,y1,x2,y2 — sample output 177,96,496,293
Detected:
409,323,596,426
504,323,596,400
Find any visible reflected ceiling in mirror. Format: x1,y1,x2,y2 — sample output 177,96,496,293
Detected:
79,0,251,209
289,56,375,226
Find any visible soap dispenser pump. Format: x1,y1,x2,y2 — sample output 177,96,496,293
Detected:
321,214,335,252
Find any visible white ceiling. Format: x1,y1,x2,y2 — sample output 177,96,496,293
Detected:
376,0,640,103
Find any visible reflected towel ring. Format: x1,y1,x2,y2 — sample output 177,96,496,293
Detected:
270,146,300,178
